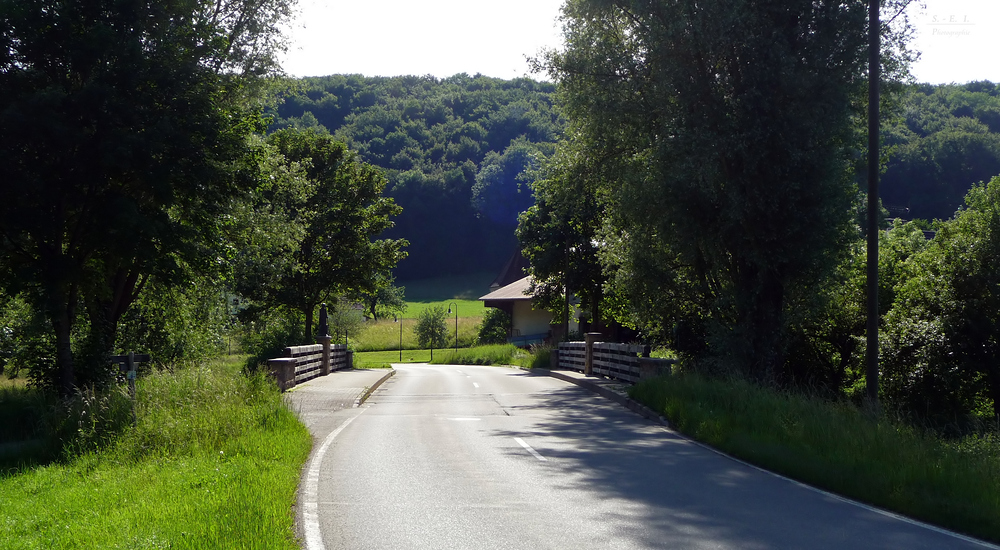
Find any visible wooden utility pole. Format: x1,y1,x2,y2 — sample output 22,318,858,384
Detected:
865,0,881,410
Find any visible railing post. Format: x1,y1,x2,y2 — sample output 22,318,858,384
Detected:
268,358,296,391
584,332,602,376
318,335,332,375
317,303,331,375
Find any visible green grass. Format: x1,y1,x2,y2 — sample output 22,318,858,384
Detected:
429,344,526,366
356,344,534,367
399,299,485,319
355,349,441,365
629,373,1000,543
398,272,495,301
348,272,494,352
351,313,482,352
0,355,311,549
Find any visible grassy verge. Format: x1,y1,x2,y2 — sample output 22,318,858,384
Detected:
356,344,549,368
0,356,311,549
355,349,435,366
629,373,1000,543
429,344,525,366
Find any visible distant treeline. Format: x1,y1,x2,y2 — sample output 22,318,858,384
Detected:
270,74,564,281
271,76,1000,281
883,81,1000,220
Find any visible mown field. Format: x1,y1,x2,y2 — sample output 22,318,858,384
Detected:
352,273,493,352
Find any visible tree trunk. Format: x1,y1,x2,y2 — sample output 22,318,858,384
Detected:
304,303,315,342
80,298,118,388
735,263,785,384
79,266,146,388
43,278,78,397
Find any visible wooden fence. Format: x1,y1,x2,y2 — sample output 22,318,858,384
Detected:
268,340,351,391
557,337,676,384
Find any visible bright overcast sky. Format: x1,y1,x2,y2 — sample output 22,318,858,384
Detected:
280,0,1000,84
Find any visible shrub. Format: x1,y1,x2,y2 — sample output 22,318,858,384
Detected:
240,311,305,372
476,308,510,345
415,305,448,349
523,344,552,369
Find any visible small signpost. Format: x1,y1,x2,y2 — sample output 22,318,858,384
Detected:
111,352,150,424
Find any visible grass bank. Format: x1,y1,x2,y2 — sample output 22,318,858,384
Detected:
428,344,552,369
0,356,311,549
629,373,1000,543
356,344,551,369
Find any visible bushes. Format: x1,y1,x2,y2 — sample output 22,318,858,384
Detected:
415,305,448,349
476,308,509,345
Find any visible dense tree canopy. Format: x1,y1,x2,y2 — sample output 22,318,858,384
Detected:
0,0,294,394
534,0,915,382
881,177,1000,425
232,128,407,338
882,82,1000,220
271,74,563,280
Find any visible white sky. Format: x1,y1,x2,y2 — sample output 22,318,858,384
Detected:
279,0,1000,84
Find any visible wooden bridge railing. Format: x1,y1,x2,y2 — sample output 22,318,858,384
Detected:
556,335,677,384
267,304,353,391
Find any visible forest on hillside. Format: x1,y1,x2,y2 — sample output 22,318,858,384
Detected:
269,74,564,281
270,76,1000,283
883,81,1000,220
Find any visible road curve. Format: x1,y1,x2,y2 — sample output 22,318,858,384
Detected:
306,364,994,550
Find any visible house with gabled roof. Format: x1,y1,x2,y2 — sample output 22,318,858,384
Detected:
479,250,578,346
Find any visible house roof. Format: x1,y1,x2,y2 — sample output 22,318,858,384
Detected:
490,250,530,290
479,276,534,301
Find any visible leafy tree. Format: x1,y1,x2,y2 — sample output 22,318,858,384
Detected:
476,308,511,345
233,128,408,338
881,176,1000,426
785,218,927,395
536,0,915,382
0,292,52,381
517,139,605,329
353,273,407,321
415,306,448,349
0,0,293,394
269,74,564,280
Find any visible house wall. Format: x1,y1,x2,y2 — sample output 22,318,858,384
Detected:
511,300,553,337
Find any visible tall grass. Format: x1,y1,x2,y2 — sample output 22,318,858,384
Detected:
0,356,311,549
630,373,1000,543
430,344,524,366
400,299,485,319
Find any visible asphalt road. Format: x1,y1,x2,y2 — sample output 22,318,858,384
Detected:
302,364,995,550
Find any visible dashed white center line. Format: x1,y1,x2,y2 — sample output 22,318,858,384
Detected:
473,382,480,388
515,437,548,461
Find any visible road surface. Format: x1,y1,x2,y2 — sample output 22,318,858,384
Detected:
298,364,994,549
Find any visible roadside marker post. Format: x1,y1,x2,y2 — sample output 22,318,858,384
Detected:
111,352,151,425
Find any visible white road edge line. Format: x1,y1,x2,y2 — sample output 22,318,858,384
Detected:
303,408,366,550
515,437,548,462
